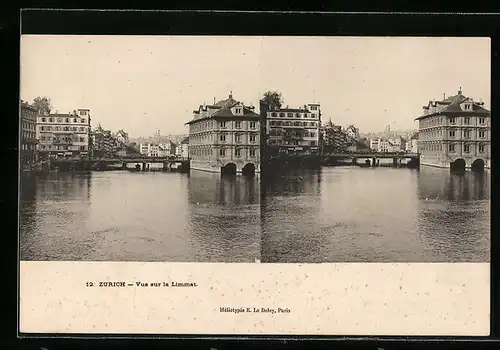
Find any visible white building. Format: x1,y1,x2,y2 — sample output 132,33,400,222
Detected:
139,143,160,157
36,108,91,159
176,137,189,158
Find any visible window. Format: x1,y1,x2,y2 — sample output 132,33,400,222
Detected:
80,146,85,150
219,148,226,156
42,117,46,122
220,134,226,142
235,134,241,143
80,110,87,116
311,141,316,146
65,118,70,123
464,144,470,153
464,130,471,139
310,106,318,111
296,113,301,118
49,118,54,122
220,121,227,128
310,132,316,138
449,130,455,138
287,113,293,118
250,135,256,142
73,118,78,122
464,117,470,124
249,148,256,157
81,119,86,123
235,148,241,157
449,144,455,152
235,121,241,129
450,117,456,124
235,108,242,114
479,144,485,153
250,121,256,128
271,112,277,118
479,117,486,124
279,113,285,118
479,131,485,138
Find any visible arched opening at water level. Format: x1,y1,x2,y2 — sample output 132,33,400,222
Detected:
242,163,256,176
471,159,485,173
221,163,237,175
450,158,466,173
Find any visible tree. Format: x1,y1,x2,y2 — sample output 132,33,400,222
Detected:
32,96,53,115
259,91,283,111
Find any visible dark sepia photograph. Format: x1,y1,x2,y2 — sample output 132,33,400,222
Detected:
19,35,490,263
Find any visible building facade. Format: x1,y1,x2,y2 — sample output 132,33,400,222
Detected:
139,143,160,157
115,129,129,146
20,101,38,168
186,93,260,174
266,103,321,155
176,137,189,158
158,141,176,157
92,125,118,158
321,119,347,153
406,132,419,153
36,109,91,159
415,89,491,170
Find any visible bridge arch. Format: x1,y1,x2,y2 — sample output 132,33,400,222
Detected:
471,159,485,173
450,158,466,173
221,162,237,175
242,163,256,176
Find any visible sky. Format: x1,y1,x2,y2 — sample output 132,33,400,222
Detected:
20,36,490,137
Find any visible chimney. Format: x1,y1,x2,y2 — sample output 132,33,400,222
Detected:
459,87,462,94
214,97,216,104
443,93,446,100
229,91,233,99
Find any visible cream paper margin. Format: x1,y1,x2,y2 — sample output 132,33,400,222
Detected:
19,261,489,336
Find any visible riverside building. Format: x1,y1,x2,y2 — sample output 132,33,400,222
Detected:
20,101,38,168
186,92,260,175
415,89,490,171
266,102,321,155
36,109,91,159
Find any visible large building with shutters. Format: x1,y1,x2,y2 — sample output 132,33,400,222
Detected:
186,92,260,175
415,89,490,171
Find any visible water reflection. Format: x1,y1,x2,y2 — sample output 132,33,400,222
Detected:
415,167,490,262
19,166,489,262
261,166,490,263
186,171,261,262
20,170,261,262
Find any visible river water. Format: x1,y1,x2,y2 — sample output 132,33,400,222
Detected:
20,166,490,262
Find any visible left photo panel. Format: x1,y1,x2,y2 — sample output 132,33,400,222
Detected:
19,35,262,263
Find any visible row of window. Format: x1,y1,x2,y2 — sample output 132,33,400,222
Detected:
21,144,36,151
22,131,36,140
39,145,87,151
269,131,317,138
40,136,86,142
269,121,318,127
420,143,487,153
219,134,257,142
190,120,258,132
269,140,317,146
21,121,36,130
40,126,88,132
420,116,487,128
190,148,257,157
40,117,88,124
420,129,487,139
269,112,319,119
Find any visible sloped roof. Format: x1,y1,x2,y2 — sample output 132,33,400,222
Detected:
186,94,259,124
416,91,490,120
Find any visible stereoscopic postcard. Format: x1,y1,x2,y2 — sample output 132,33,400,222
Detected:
19,34,490,336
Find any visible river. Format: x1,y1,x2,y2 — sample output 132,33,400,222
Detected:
20,166,490,262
